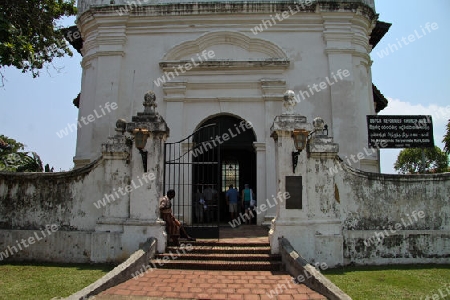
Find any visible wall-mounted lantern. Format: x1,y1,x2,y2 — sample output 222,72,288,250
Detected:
133,128,149,172
291,129,309,173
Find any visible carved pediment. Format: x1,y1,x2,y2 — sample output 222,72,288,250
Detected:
163,31,288,61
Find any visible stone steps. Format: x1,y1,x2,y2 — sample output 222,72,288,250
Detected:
153,240,282,271
155,259,283,271
167,245,272,255
155,252,280,261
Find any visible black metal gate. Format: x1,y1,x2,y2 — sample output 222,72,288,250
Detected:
163,123,220,239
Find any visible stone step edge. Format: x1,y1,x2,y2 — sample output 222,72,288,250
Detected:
151,259,283,265
155,261,283,271
154,253,282,261
178,241,271,247
167,249,272,255
167,245,271,251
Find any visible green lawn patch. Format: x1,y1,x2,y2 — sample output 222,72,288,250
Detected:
0,262,114,300
322,264,450,300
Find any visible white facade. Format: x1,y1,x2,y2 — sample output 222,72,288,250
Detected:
75,0,380,224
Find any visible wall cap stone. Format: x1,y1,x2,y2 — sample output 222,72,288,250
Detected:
336,157,450,181
65,238,157,300
279,237,352,300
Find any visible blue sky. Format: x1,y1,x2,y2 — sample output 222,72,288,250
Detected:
372,0,450,172
0,0,449,172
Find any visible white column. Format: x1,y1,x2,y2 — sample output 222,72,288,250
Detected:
322,14,376,171
253,142,266,225
75,18,127,167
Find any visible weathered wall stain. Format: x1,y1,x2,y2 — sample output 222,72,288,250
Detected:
0,158,102,230
337,161,450,264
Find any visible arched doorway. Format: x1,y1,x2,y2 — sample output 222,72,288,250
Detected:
194,115,257,236
164,114,256,239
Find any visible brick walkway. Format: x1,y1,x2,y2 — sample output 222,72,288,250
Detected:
98,269,326,299
96,226,327,300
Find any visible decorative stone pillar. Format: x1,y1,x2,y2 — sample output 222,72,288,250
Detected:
98,119,132,225
122,91,169,254
91,121,133,263
268,114,312,250
93,91,169,260
269,91,343,267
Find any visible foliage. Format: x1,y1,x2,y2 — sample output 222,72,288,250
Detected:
444,119,450,154
0,135,44,172
394,146,448,174
0,0,77,80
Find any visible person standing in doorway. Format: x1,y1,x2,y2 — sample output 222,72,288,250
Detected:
202,185,217,223
226,184,239,222
194,186,204,223
241,184,254,225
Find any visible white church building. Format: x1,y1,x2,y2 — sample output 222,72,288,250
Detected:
2,0,449,268
73,0,389,227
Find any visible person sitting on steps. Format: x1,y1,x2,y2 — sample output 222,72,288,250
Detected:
159,189,196,246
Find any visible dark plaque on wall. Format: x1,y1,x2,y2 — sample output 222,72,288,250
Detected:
285,176,302,209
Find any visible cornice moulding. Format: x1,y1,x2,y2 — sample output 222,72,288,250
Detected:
162,78,285,102
253,142,266,151
77,1,376,20
188,81,261,90
163,96,280,103
82,50,125,66
159,59,290,72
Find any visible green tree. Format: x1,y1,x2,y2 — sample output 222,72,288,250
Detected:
0,0,77,81
443,119,450,154
394,146,448,174
0,135,43,172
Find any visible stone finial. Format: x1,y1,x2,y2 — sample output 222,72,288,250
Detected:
115,118,127,135
129,90,166,126
313,117,324,130
283,90,297,115
143,90,157,116
313,117,327,136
